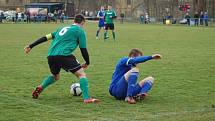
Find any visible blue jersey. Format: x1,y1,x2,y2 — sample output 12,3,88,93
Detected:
204,14,208,20
97,10,105,24
110,56,153,89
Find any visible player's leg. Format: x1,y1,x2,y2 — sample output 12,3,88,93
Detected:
96,22,105,39
96,27,101,39
32,56,61,99
41,74,59,89
139,76,154,94
104,24,109,40
111,76,128,100
110,23,115,40
112,30,115,40
73,69,99,103
124,67,140,104
62,55,99,103
134,76,154,100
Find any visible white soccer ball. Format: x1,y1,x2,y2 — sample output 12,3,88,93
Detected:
70,83,82,96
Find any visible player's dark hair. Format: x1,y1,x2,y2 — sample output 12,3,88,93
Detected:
74,14,85,24
129,49,143,57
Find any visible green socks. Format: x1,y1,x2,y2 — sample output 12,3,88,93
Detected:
104,31,115,40
79,78,90,100
39,76,90,100
104,32,108,40
41,75,55,90
112,31,115,40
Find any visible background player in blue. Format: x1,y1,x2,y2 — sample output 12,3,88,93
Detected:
109,49,162,104
96,6,105,39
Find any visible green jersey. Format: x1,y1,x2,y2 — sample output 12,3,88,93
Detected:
105,10,117,24
48,24,86,56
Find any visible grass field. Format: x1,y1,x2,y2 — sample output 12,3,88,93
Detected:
0,22,215,121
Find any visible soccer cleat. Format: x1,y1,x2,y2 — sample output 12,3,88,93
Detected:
133,93,148,100
104,36,109,40
96,36,99,39
32,85,43,99
84,98,100,104
125,96,136,104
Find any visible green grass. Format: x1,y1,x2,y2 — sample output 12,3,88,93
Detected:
0,22,215,121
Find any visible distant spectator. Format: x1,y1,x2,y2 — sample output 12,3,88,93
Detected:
18,12,22,22
172,17,177,24
47,12,52,23
37,14,42,23
85,11,89,16
33,14,37,23
21,13,25,22
0,12,3,23
54,10,58,23
15,12,18,22
81,10,85,15
145,13,149,24
185,12,191,26
57,10,61,19
26,11,30,23
60,11,65,23
140,14,144,24
194,12,199,26
12,13,15,22
204,11,209,26
120,12,125,24
162,14,166,24
166,13,171,20
200,11,204,25
89,11,94,17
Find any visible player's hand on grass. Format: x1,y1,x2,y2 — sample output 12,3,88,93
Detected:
24,45,31,54
152,54,162,60
81,63,88,69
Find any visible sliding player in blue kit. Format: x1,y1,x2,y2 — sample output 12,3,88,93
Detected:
109,49,162,104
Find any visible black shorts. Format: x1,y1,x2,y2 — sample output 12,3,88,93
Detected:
105,23,114,30
47,55,81,75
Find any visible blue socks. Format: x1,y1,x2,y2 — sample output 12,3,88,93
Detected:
140,80,153,94
96,30,99,37
126,72,139,97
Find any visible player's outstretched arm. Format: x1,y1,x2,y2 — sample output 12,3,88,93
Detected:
24,34,53,54
127,54,162,65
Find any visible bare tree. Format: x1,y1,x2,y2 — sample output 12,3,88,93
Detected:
213,0,215,18
146,0,149,14
73,0,83,13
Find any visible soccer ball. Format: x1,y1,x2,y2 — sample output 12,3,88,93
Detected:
70,83,82,96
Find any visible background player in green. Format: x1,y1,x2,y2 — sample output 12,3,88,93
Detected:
24,14,99,103
104,5,117,40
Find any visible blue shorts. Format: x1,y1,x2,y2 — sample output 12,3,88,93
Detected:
109,76,142,100
98,21,105,27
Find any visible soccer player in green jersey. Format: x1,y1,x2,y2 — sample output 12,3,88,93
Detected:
24,14,99,103
104,5,117,40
